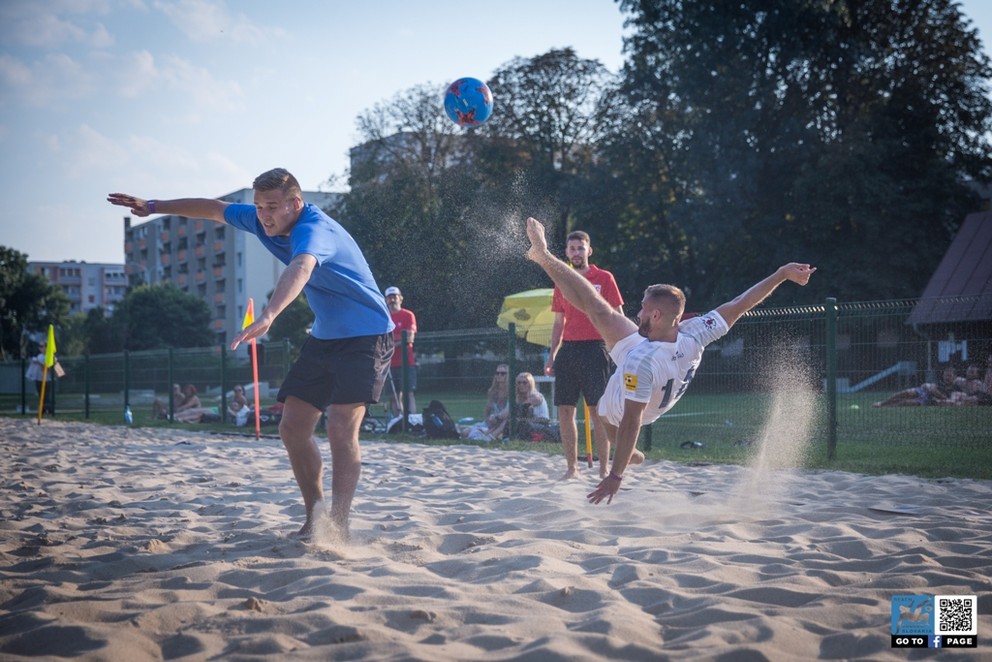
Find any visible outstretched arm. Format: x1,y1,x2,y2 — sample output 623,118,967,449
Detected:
230,253,317,350
586,399,647,505
715,263,816,328
107,193,229,223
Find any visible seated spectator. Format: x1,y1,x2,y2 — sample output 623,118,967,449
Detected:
174,384,219,423
152,383,183,420
873,366,956,407
227,385,248,417
512,372,559,442
459,364,510,441
513,372,549,420
946,363,991,406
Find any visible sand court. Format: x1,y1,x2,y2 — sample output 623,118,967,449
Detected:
1,417,989,660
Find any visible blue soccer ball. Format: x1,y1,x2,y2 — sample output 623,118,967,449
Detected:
443,77,494,127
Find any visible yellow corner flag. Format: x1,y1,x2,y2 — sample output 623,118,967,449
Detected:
243,299,261,439
44,324,56,367
37,324,56,424
242,298,255,329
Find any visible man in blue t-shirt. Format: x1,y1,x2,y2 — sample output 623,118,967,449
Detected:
109,168,394,539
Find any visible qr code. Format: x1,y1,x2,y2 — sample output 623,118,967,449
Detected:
934,595,977,635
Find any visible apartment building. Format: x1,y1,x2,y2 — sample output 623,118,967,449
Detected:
28,261,127,315
122,188,340,344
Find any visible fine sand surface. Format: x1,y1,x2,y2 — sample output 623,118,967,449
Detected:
1,417,989,661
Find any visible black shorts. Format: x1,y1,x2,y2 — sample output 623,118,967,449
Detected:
553,340,611,407
278,333,393,410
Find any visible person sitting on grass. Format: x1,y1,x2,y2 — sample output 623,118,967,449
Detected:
228,384,249,423
174,384,220,424
512,372,559,442
873,367,956,408
459,364,511,441
945,364,992,406
152,383,183,420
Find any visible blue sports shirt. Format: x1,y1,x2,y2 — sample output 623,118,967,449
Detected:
224,202,393,340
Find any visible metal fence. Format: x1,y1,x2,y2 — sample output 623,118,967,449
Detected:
2,298,989,453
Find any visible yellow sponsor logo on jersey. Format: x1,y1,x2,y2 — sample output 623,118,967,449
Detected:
624,373,638,391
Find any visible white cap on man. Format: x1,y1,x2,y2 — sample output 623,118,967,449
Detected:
385,286,401,297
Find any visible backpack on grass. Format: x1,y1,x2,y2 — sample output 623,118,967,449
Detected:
423,400,459,439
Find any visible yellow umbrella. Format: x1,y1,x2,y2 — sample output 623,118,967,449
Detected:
496,288,555,347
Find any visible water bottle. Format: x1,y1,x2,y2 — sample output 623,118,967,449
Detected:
125,406,133,425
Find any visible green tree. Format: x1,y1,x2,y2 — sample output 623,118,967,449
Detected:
57,312,89,357
0,246,70,360
83,306,123,355
482,48,618,248
616,0,992,302
341,83,536,331
114,284,214,350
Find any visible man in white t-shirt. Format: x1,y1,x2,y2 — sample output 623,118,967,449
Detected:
525,217,816,505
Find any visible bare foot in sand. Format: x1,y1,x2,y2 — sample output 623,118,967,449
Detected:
292,520,314,541
630,449,645,465
562,467,579,480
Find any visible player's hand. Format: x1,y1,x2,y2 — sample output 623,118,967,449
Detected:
231,317,272,350
107,193,152,217
587,475,621,505
780,263,816,286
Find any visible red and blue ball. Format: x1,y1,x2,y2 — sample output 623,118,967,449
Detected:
443,77,494,127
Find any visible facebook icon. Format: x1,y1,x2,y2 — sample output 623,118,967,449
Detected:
931,635,941,648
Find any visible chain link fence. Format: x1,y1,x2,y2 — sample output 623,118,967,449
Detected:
2,297,989,455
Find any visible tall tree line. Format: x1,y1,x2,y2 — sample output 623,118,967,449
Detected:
338,0,991,331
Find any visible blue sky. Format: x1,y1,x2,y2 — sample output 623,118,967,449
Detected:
1,0,989,265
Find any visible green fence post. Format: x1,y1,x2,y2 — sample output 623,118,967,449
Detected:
20,358,26,416
168,348,175,421
825,297,838,460
508,323,517,440
84,353,91,419
401,330,410,433
123,350,130,422
641,422,653,452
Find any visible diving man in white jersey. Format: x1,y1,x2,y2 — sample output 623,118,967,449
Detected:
524,217,816,505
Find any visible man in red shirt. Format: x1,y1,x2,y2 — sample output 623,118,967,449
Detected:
544,231,624,479
385,286,417,418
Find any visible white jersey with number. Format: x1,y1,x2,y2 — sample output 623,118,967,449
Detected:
598,310,729,427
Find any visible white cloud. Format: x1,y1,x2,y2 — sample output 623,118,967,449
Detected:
152,0,281,45
0,1,116,50
62,123,131,178
157,54,245,114
114,49,159,97
0,54,32,86
0,52,93,106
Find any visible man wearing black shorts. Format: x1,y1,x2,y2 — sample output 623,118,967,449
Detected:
109,168,393,540
543,230,624,479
